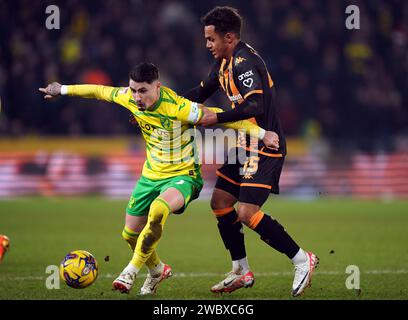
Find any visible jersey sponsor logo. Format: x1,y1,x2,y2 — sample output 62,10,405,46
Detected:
137,119,170,137
138,121,153,131
176,180,185,185
243,78,254,88
238,70,254,81
187,102,200,124
228,93,243,102
235,57,247,66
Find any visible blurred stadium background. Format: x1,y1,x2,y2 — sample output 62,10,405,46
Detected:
0,0,407,199
0,0,408,300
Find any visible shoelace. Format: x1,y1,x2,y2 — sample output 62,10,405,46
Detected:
223,271,242,283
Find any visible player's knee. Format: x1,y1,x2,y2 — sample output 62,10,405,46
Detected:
210,195,220,210
151,198,170,218
122,226,139,250
125,212,148,233
237,204,260,225
210,192,234,210
236,211,252,225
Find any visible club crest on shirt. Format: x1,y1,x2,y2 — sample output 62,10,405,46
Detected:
235,57,247,66
160,116,171,129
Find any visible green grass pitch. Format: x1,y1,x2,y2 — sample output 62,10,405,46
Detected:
0,197,407,300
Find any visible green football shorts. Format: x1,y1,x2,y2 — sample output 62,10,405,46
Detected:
126,174,204,216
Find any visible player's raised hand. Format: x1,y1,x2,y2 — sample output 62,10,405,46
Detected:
262,131,279,151
38,82,62,99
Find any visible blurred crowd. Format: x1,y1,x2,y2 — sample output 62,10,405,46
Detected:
1,0,407,151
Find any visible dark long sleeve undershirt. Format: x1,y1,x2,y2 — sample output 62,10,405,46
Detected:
217,94,264,123
183,84,216,104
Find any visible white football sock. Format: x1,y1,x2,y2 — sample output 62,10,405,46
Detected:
123,263,140,275
291,248,308,265
148,261,164,276
232,257,250,273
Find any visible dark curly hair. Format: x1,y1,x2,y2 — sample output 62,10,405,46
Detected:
201,6,242,37
129,62,159,83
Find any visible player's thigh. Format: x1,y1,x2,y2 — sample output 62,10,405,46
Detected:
125,214,148,233
158,175,203,214
213,162,240,208
238,156,285,207
211,188,238,210
157,187,184,212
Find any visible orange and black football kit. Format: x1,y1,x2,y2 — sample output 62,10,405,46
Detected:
185,41,286,206
184,41,300,261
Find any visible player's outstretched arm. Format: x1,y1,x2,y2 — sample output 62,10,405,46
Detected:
199,106,279,150
39,82,117,102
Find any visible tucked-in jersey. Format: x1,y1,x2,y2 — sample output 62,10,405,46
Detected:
65,84,265,180
189,41,286,155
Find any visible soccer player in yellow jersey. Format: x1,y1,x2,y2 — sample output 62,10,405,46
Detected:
39,62,279,295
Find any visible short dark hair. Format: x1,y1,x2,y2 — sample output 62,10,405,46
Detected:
201,6,242,37
129,62,159,83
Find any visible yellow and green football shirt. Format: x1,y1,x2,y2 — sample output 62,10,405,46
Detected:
64,84,266,181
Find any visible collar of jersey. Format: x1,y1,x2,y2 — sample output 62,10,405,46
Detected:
148,87,163,112
224,41,246,67
232,41,246,57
